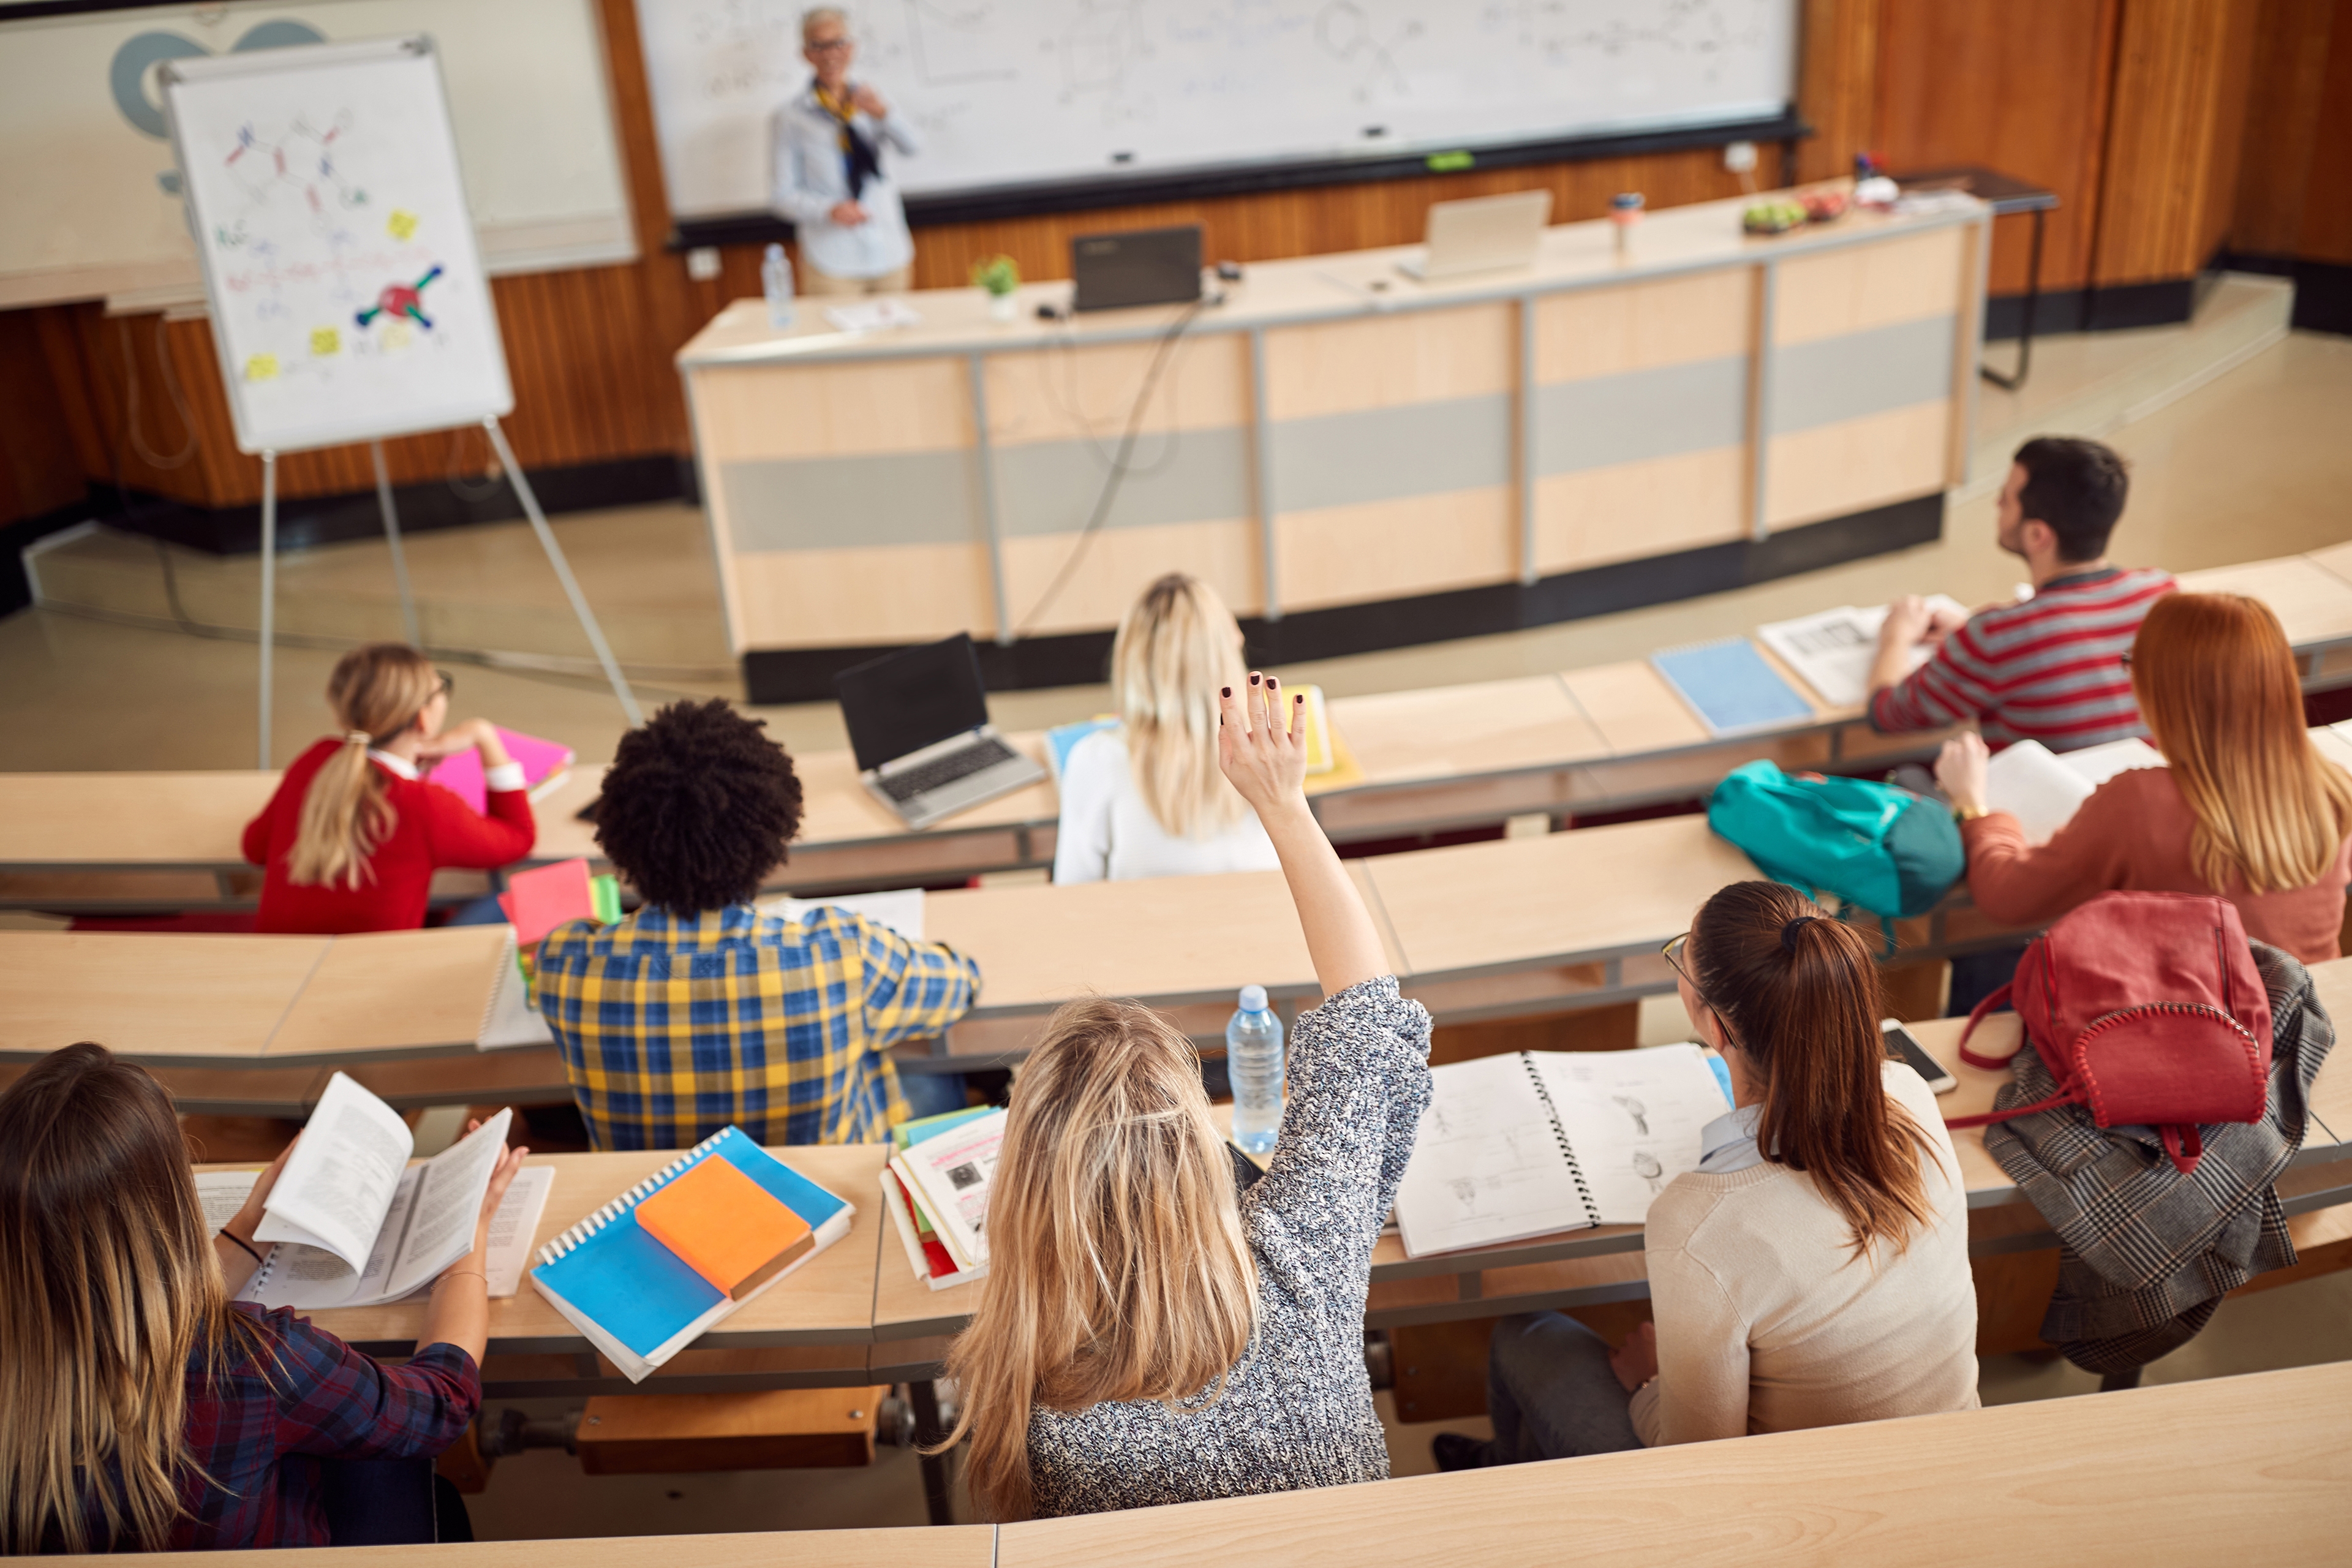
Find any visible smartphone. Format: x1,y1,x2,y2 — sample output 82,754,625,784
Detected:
1882,1019,1958,1095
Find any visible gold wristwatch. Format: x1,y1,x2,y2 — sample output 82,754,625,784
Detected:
1951,802,1987,823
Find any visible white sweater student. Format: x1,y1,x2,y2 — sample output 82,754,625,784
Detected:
1052,575,1280,885
1439,881,1978,1470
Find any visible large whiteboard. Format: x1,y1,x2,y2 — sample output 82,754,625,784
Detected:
636,0,1797,222
0,0,632,310
164,37,512,454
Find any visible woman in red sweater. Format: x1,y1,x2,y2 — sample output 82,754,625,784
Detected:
243,644,536,933
1936,592,2352,963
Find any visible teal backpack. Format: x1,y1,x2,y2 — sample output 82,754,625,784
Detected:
1706,761,1964,933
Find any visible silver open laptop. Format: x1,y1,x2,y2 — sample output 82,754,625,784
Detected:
1397,189,1553,281
836,633,1046,831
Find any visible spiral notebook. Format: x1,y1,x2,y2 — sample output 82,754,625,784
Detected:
1392,1045,1732,1257
529,1127,854,1382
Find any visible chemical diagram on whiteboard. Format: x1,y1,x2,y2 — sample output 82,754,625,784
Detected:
903,0,1022,86
356,265,444,331
1493,0,1771,66
217,111,369,235
1050,0,1155,120
1316,1,1420,100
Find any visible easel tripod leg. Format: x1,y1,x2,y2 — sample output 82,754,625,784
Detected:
257,451,277,771
480,417,642,726
371,439,421,646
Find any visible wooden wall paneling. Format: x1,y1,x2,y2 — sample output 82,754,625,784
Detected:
0,309,86,527
2297,0,2352,263
2093,0,2266,287
1872,0,2122,296
2232,0,2339,257
32,307,113,488
1796,0,1885,183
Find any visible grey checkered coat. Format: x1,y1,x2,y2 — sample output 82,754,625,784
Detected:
1983,941,2334,1373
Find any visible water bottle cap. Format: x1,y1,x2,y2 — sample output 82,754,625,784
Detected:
1238,984,1267,1012
765,242,785,259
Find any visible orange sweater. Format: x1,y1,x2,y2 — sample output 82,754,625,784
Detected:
1962,767,2352,964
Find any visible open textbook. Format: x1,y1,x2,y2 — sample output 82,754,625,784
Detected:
1757,597,1969,709
190,1072,548,1308
1983,737,2165,845
1393,1045,1732,1257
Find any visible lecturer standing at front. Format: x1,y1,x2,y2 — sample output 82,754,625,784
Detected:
772,7,919,296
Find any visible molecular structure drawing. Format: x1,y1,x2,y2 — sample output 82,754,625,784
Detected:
1316,1,1421,100
356,265,445,331
219,110,370,233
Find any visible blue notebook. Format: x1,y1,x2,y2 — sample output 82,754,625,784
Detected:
1046,716,1119,778
529,1126,853,1382
1650,638,1817,737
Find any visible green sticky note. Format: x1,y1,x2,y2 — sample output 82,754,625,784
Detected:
1425,150,1474,172
590,873,622,924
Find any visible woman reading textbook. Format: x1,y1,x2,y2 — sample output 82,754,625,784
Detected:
1441,881,1977,1468
0,1044,527,1551
943,673,1431,1519
1052,574,1280,884
1937,592,2352,963
243,643,536,933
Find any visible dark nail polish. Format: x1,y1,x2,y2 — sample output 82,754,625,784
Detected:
1221,687,1231,698
1250,674,1260,685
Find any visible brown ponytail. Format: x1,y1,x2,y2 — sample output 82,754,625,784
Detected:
1689,881,1938,1259
287,644,438,889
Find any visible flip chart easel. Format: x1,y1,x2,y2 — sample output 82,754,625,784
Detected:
160,36,639,766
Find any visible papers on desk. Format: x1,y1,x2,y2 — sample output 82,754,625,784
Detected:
199,1162,552,1300
1650,638,1816,736
1983,737,2165,845
1393,1046,1732,1257
1756,597,1967,709
822,298,922,333
194,1074,533,1308
761,887,925,942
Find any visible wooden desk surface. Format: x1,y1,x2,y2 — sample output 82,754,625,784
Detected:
221,1144,890,1355
138,1526,997,1568
932,864,1324,1015
2307,538,2352,587
992,1362,2352,1568
2177,553,2352,647
1363,814,1759,979
0,932,326,1058
265,927,511,1058
1324,675,1610,786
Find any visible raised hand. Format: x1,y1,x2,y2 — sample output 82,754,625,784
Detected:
1216,673,1308,818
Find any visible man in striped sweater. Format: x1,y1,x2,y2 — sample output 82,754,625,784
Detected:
1867,436,2173,753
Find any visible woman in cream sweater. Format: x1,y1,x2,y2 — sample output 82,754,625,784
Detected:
1439,880,1978,1466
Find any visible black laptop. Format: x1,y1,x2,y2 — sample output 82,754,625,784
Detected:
835,634,1046,830
1071,224,1204,312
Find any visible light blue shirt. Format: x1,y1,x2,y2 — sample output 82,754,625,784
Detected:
771,83,919,281
1697,1101,1767,1174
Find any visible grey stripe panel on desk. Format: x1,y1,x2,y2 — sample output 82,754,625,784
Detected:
1771,315,1957,435
724,450,984,551
1534,356,1747,475
992,426,1253,536
1271,393,1512,512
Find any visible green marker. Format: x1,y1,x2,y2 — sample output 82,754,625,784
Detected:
1426,150,1474,172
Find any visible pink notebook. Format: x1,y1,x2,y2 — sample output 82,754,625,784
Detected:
498,859,597,946
423,727,574,816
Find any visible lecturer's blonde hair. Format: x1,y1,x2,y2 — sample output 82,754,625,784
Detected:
938,998,1259,1521
288,643,439,889
0,1044,274,1553
1111,574,1249,839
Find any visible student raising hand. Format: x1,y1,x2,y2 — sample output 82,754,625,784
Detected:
1218,673,1385,998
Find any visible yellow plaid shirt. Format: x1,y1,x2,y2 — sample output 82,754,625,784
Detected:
533,903,979,1150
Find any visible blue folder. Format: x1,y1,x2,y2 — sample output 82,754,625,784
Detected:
529,1126,851,1379
1650,638,1816,737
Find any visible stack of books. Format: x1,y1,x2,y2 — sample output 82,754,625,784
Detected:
878,1106,1006,1291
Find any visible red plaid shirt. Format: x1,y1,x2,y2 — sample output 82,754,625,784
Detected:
157,1304,478,1550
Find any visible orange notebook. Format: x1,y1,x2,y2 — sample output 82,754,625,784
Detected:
633,1156,814,1300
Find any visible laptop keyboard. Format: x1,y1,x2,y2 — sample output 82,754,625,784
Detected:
878,736,1020,803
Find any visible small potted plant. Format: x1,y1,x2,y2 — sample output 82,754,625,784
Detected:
971,254,1021,322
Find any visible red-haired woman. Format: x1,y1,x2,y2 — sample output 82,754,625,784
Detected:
1938,592,2352,962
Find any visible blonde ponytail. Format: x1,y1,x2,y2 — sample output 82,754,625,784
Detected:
287,645,437,889
1112,575,1248,840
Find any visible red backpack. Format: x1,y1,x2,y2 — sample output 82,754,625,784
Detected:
1945,891,2273,1174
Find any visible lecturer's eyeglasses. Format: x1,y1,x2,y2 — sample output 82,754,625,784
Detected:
807,36,850,52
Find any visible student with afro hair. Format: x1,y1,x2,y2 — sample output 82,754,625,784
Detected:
535,699,980,1148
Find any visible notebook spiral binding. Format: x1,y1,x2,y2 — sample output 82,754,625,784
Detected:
1520,1052,1600,1229
533,1127,730,1267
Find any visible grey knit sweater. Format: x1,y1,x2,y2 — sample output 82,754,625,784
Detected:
1025,974,1434,1518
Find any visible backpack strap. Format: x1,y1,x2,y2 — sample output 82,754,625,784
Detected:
2158,1124,2205,1175
1955,982,2018,1072
1943,1087,2078,1131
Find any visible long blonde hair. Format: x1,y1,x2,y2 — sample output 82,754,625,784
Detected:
938,998,1259,1521
288,643,440,889
2132,593,2352,895
1112,575,1249,839
0,1044,274,1553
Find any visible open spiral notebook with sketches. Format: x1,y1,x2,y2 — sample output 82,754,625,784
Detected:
1393,1044,1733,1258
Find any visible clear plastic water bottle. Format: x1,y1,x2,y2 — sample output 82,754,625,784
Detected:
761,243,796,330
1227,984,1284,1155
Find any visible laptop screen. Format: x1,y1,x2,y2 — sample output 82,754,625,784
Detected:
835,633,992,772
